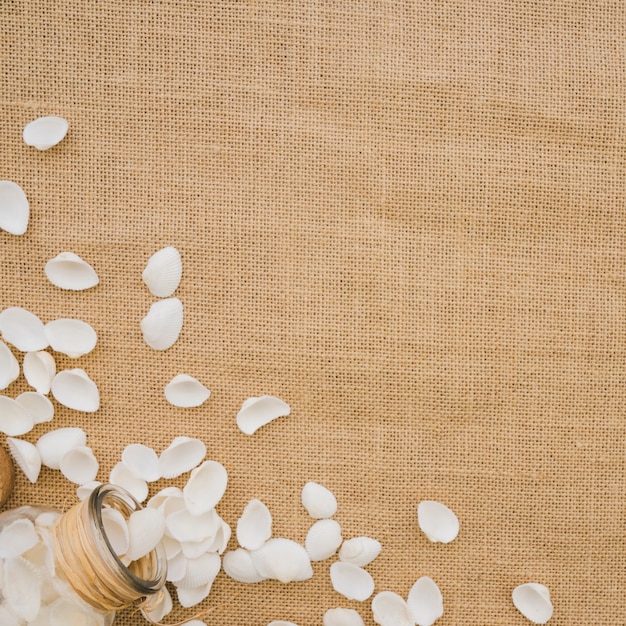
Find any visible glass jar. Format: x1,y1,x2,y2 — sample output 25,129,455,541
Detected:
0,484,168,625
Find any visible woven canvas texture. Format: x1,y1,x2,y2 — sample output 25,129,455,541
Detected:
0,1,624,624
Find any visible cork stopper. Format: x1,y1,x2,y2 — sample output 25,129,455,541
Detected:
0,445,14,507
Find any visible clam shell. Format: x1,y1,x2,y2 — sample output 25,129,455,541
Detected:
236,498,272,550
338,536,382,567
205,514,232,555
15,391,54,424
158,436,206,479
164,374,210,408
407,576,444,626
161,534,182,561
223,547,267,583
301,481,338,519
7,437,41,483
147,486,184,512
0,340,19,389
175,581,213,609
183,459,227,515
180,535,215,560
51,368,100,412
371,591,414,626
166,508,219,544
121,443,160,482
36,427,86,469
177,551,220,589
23,350,56,394
417,500,459,544
305,519,343,561
44,252,99,291
250,538,313,583
4,556,41,621
166,550,188,582
236,395,291,435
101,506,130,556
0,307,48,352
324,608,366,626
22,116,69,150
109,461,149,502
125,507,166,562
142,246,183,297
329,562,375,602
59,445,99,484
0,180,29,235
76,480,102,500
0,518,39,558
140,297,183,350
512,583,553,624
0,395,35,436
143,585,173,623
44,318,97,358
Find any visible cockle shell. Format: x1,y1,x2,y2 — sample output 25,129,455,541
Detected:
417,500,459,544
76,480,102,501
236,395,291,435
167,551,187,582
329,562,375,602
4,556,41,621
338,536,382,567
44,252,99,291
147,486,184,512
16,391,54,423
142,246,183,297
164,374,211,408
23,350,56,394
222,548,267,583
121,443,160,482
0,340,19,389
305,519,343,561
44,318,97,358
101,507,130,556
166,508,219,544
407,576,444,626
109,461,149,502
176,582,213,609
371,591,414,626
301,481,338,519
0,180,29,235
250,538,313,583
236,498,272,550
140,297,183,350
0,518,39,558
183,460,228,515
512,583,553,624
36,427,86,469
177,551,221,589
59,445,99,484
0,307,48,352
158,436,206,479
51,368,100,412
324,608,366,626
7,437,42,483
22,116,69,150
126,508,166,562
0,395,35,436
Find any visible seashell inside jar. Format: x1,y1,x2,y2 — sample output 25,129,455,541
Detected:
0,484,168,625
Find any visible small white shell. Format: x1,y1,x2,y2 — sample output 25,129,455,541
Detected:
101,507,130,556
76,480,102,500
0,180,29,235
36,427,86,469
0,307,48,352
512,583,553,624
250,538,313,583
126,508,166,562
44,318,97,358
23,350,56,394
166,508,218,543
206,515,232,554
176,581,213,609
0,518,39,558
371,591,414,626
324,608,366,626
177,551,220,589
407,576,444,626
109,461,149,502
158,436,206,479
0,395,35,436
305,519,343,561
15,391,54,423
164,374,210,408
338,537,382,567
59,445,99,484
7,437,42,483
183,459,228,515
301,481,338,519
144,585,173,623
142,246,183,297
236,498,272,550
44,252,99,290
121,443,160,482
329,562,375,602
0,340,19,389
222,548,267,583
140,297,183,350
51,368,99,412
4,556,41,621
147,486,184,512
236,395,291,435
167,550,187,582
417,500,459,544
22,116,69,150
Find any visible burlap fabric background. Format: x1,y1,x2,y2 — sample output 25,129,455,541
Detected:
1,1,624,624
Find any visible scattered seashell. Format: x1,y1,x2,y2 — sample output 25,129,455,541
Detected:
305,519,343,561
147,486,184,512
44,251,99,291
407,576,444,626
76,480,102,500
100,506,130,556
205,515,232,555
3,556,41,621
236,498,272,551
250,538,313,583
0,395,35,436
161,535,182,560
164,374,210,408
222,548,267,583
329,562,375,602
36,427,86,470
417,500,459,544
121,443,160,482
0,307,48,352
44,318,97,358
0,340,19,389
158,436,206,480
15,391,54,424
51,368,99,412
371,591,414,626
109,461,149,502
0,518,39,558
177,552,221,589
301,481,338,519
59,445,99,485
176,581,213,608
236,395,291,435
7,437,41,483
22,116,69,150
140,297,183,350
324,608,366,626
0,180,29,235
23,350,56,394
142,246,183,297
338,536,382,567
126,507,166,562
512,582,553,624
183,459,228,515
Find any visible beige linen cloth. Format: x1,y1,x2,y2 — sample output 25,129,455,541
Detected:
0,2,624,624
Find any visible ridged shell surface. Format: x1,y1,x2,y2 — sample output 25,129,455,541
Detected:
22,116,69,150
44,252,99,291
142,246,183,297
140,298,183,350
305,519,342,561
0,180,29,235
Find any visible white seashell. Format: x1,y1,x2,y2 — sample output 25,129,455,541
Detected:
125,508,166,562
121,443,160,482
222,548,267,583
183,459,228,515
236,395,291,435
329,562,375,602
407,576,444,626
35,510,61,529
147,486,184,511
324,608,365,626
250,538,313,583
164,374,210,408
417,500,459,544
109,461,149,502
142,246,183,297
23,350,56,394
22,116,69,150
0,307,48,352
371,591,414,626
175,581,213,608
0,395,35,435
36,427,86,469
166,508,219,544
44,252,99,291
177,552,221,589
140,297,183,350
101,506,130,556
236,498,272,550
143,585,173,623
338,536,382,567
0,180,29,235
512,583,553,624
7,437,41,483
305,519,343,561
205,515,232,555
4,556,41,621
0,340,19,389
180,536,215,560
301,481,338,519
51,368,99,412
15,391,54,423
167,550,188,582
161,535,182,560
59,445,99,484
44,318,97,358
76,480,102,500
158,436,206,479
0,518,39,558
